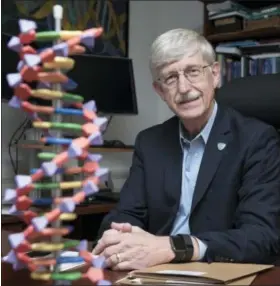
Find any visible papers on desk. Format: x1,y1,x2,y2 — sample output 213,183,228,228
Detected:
157,270,206,276
30,250,97,272
58,251,100,271
59,251,86,272
2,207,11,215
117,262,274,285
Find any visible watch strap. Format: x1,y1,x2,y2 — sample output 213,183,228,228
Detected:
170,234,194,263
182,234,194,261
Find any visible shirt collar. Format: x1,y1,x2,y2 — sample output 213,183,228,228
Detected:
179,101,218,146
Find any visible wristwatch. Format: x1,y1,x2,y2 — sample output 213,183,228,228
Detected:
169,234,194,263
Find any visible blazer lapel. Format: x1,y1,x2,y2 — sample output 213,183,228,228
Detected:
163,117,183,214
191,107,232,214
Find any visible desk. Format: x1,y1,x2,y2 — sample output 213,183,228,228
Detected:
1,262,280,285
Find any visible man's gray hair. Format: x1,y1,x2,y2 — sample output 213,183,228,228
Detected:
149,28,216,81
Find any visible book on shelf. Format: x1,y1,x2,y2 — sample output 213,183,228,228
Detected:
209,9,250,21
215,41,280,86
251,5,280,20
206,0,280,21
206,0,252,19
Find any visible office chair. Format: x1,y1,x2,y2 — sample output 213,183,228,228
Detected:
215,73,280,266
215,73,280,131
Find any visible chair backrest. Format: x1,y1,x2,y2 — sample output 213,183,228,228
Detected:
215,74,280,130
216,74,280,265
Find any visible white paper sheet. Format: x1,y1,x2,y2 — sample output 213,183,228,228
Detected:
157,270,206,276
58,250,86,271
165,280,211,285
1,207,11,215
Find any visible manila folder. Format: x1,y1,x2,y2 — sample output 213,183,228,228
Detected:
119,262,273,285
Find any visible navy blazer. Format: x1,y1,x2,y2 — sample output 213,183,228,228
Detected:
98,104,280,264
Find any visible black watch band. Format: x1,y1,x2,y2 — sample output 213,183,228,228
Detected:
169,234,194,263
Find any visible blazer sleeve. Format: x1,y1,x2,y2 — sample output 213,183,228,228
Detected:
195,126,280,264
97,132,148,237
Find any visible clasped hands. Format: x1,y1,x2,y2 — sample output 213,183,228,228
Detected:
92,222,175,270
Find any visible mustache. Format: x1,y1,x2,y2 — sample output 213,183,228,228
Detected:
175,90,202,104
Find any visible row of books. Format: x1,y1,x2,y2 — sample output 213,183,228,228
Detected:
219,56,280,84
215,40,280,86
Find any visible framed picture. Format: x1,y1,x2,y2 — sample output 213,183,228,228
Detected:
2,0,129,57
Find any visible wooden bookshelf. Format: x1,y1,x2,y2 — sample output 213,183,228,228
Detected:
201,1,280,44
206,26,280,44
200,1,280,84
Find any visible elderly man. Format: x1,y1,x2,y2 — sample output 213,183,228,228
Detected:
93,29,280,270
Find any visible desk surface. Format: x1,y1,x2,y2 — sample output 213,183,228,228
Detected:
1,262,280,285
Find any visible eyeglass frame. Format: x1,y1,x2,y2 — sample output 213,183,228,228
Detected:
156,64,213,88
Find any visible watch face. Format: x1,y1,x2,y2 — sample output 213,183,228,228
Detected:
170,236,187,263
172,235,186,252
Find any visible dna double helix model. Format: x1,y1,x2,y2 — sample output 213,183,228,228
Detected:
2,5,111,285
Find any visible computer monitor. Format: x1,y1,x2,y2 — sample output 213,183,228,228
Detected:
2,34,138,115
67,54,138,115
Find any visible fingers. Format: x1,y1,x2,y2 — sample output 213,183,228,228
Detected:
101,244,123,260
106,248,136,270
106,252,121,268
111,222,144,233
131,226,144,233
106,253,117,267
105,246,135,269
93,229,121,255
111,222,132,232
112,260,133,271
106,251,125,269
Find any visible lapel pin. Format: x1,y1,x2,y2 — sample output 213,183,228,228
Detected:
217,142,226,150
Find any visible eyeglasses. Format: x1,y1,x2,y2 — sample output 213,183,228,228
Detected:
158,64,212,88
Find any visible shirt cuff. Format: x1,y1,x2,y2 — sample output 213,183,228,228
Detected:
196,238,208,261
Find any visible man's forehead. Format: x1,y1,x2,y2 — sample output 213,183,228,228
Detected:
161,53,205,74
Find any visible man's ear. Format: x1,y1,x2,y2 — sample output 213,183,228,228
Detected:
211,62,221,89
153,81,166,101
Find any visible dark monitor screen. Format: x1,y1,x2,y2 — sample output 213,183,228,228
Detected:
67,54,138,115
2,34,138,115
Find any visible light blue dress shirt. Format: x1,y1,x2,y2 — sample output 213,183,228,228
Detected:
170,102,218,260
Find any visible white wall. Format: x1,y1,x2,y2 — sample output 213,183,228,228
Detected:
1,1,204,192
102,1,204,191
104,0,204,145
